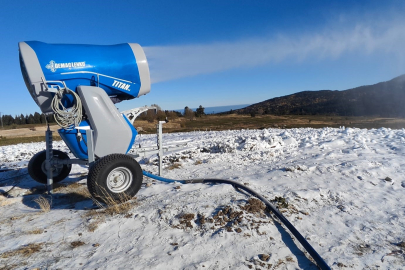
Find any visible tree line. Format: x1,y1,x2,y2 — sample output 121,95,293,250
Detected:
137,104,206,122
1,105,206,127
1,112,57,127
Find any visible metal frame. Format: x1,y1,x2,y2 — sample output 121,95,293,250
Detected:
121,106,157,125
129,120,191,176
44,112,189,193
45,126,93,194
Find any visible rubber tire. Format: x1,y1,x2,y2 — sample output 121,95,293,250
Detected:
87,154,143,204
28,150,72,184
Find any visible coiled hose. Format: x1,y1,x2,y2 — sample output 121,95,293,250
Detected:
51,88,82,129
143,171,331,270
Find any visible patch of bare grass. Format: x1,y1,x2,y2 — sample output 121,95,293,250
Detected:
0,243,43,258
54,182,90,197
0,135,61,147
34,196,51,212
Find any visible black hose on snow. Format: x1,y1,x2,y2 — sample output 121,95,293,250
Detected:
143,171,331,270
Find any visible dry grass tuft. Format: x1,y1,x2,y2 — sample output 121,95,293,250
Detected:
99,193,136,216
286,256,294,262
26,228,44,235
91,185,138,215
167,163,182,170
194,160,203,165
34,196,51,212
0,243,43,258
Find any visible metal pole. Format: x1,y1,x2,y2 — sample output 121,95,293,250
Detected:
157,122,163,176
156,119,169,176
45,125,53,194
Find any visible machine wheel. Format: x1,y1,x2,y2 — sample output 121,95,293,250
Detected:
87,154,143,204
28,150,72,184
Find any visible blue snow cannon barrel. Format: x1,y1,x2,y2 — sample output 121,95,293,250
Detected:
19,41,150,114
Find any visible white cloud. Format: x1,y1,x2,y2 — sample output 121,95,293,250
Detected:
144,18,405,83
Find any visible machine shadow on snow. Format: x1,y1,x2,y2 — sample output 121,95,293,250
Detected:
0,170,95,211
20,187,95,211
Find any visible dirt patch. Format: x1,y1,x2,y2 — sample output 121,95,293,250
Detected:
173,199,273,235
33,196,51,212
271,197,289,209
0,125,59,138
178,213,195,228
240,198,266,215
70,241,85,248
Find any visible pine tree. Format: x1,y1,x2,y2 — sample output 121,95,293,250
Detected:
15,115,20,125
196,105,205,117
27,114,35,124
33,112,41,124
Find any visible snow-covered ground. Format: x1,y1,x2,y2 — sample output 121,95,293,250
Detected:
1,127,405,269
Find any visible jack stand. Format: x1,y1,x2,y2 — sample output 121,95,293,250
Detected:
45,125,53,194
157,119,168,176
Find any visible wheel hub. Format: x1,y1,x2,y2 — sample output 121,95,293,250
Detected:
107,167,133,193
41,161,63,176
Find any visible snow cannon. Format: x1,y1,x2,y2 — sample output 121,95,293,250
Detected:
19,41,154,203
19,41,150,114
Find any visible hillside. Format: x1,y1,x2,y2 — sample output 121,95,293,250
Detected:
237,74,405,117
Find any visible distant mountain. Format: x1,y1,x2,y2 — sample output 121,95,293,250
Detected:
236,74,405,117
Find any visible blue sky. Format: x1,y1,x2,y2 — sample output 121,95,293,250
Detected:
1,0,405,116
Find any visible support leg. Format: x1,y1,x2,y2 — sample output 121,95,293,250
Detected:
86,129,95,166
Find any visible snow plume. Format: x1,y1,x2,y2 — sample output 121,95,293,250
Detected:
144,20,405,83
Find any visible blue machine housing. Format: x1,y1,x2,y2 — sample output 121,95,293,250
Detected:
58,121,91,160
26,41,141,99
19,41,150,114
58,115,137,159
